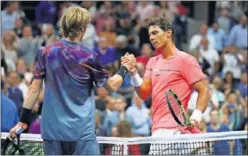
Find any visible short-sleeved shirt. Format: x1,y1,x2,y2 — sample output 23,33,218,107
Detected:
144,49,206,133
33,39,109,141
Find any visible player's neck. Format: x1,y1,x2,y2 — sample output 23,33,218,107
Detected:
65,34,83,43
161,41,176,59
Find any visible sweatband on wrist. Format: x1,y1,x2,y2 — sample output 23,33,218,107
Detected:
130,72,143,87
19,107,32,124
116,66,128,80
190,109,203,123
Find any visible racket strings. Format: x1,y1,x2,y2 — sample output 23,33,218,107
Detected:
167,93,184,123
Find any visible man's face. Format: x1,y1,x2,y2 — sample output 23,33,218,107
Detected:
149,25,171,49
23,26,32,38
241,73,247,84
8,72,19,86
240,16,247,26
98,37,108,49
200,24,208,36
134,95,143,108
212,23,219,31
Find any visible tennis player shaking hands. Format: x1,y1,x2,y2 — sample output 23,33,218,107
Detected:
122,14,211,137
9,7,133,155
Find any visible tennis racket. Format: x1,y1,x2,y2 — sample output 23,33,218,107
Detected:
165,89,193,127
1,124,28,155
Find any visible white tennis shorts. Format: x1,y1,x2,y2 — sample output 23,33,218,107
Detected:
148,129,209,155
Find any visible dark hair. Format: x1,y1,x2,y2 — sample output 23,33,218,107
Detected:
145,14,175,40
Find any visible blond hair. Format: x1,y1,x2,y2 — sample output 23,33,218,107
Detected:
60,7,90,40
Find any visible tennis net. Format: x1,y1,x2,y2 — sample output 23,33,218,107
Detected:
1,131,247,155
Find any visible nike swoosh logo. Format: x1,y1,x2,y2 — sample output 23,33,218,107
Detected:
156,74,161,76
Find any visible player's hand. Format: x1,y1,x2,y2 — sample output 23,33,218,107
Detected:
9,122,25,139
189,119,200,128
121,53,137,74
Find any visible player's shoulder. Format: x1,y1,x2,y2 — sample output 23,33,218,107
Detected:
148,54,161,63
176,51,198,64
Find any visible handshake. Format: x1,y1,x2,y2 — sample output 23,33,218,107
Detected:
121,53,137,75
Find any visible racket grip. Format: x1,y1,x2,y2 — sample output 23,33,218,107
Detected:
15,123,28,135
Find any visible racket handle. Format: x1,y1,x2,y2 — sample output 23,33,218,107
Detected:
15,123,28,135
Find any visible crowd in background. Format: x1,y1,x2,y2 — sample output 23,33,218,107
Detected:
1,1,248,142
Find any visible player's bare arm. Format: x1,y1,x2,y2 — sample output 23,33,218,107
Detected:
102,54,135,93
190,79,211,125
9,79,43,138
121,54,152,100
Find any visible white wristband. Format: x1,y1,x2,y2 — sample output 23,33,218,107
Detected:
190,109,203,123
130,72,143,87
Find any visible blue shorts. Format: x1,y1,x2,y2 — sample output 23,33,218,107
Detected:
43,138,100,155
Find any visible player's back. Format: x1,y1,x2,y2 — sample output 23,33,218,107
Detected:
41,39,99,141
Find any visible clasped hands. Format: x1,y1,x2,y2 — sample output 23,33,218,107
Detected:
121,53,137,75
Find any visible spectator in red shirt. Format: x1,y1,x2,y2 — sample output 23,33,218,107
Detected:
136,43,153,67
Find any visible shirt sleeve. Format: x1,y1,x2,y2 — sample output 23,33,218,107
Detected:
91,54,110,88
181,55,206,85
33,48,46,79
143,57,154,79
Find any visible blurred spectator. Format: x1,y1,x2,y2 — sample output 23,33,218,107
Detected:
126,2,139,24
82,23,98,49
235,72,248,98
16,58,27,75
80,1,97,21
223,71,236,92
18,25,39,67
136,44,153,67
189,24,215,53
126,93,151,136
1,51,15,75
103,95,132,136
217,8,232,34
6,71,23,114
229,2,245,24
207,22,226,53
98,20,117,47
207,109,230,155
211,76,225,105
95,110,107,136
106,121,141,155
158,1,178,23
117,74,134,108
94,37,116,66
1,1,20,33
196,37,220,76
221,46,244,80
115,35,140,68
13,17,24,38
136,2,154,21
39,24,57,46
100,96,116,124
1,30,19,71
220,92,244,130
1,81,19,132
116,12,138,46
226,15,248,49
95,2,115,33
35,1,57,25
